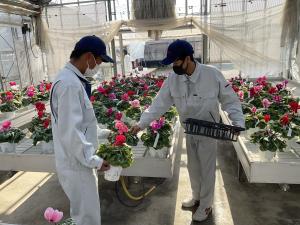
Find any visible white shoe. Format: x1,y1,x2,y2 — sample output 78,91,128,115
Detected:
192,207,212,222
181,198,200,208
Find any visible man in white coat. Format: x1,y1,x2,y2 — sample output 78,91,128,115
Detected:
132,39,245,222
50,35,113,225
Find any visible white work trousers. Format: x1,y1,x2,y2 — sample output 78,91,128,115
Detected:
186,135,218,209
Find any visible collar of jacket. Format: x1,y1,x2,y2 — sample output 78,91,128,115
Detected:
180,61,201,84
65,62,89,83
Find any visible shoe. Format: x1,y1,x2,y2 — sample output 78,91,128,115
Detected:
182,198,200,208
192,207,212,222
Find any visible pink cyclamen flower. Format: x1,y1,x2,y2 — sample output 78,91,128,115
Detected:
39,83,45,92
272,95,282,103
150,117,165,132
121,93,129,101
251,107,257,114
130,99,140,108
237,91,244,100
115,111,123,120
107,108,113,116
44,207,63,223
9,81,16,86
262,98,272,108
283,80,288,87
97,86,106,94
143,84,149,91
1,120,11,131
6,92,14,101
254,85,263,93
276,83,283,91
109,93,116,100
115,120,128,134
27,90,35,97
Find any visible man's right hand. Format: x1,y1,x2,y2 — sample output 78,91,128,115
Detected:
131,125,142,135
99,160,110,172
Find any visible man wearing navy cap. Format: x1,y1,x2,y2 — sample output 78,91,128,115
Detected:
50,35,113,225
132,39,244,222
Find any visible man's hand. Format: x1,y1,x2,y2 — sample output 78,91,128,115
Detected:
99,160,110,172
131,125,142,135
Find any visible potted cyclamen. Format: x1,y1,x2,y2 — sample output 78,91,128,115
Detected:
125,99,142,125
107,120,139,147
116,93,131,112
36,81,52,102
163,106,178,123
96,133,133,181
0,120,25,153
93,103,117,128
22,85,38,109
29,102,53,153
0,90,22,118
141,117,173,158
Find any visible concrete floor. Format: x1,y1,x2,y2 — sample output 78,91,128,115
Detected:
1,129,300,225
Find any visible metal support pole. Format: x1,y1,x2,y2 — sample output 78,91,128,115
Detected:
127,0,130,19
202,0,208,64
0,54,5,91
200,0,202,15
119,33,125,75
185,0,188,15
107,0,117,75
11,27,23,89
23,32,33,84
95,0,99,23
113,0,117,20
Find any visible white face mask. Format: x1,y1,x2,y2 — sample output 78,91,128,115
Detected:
84,55,100,77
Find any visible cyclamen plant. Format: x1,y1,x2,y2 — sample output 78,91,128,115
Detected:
231,75,300,152
0,120,25,143
29,102,52,145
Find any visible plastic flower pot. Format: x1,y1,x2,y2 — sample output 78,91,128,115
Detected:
0,142,16,153
98,123,107,129
147,147,168,158
104,166,123,181
2,111,16,119
27,104,36,110
40,141,54,154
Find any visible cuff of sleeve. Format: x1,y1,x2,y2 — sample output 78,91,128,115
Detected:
232,121,245,128
92,155,103,169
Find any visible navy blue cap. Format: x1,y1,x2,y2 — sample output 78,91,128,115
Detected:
161,39,194,65
74,35,114,63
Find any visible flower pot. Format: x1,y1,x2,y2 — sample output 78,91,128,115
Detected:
147,147,168,158
0,142,16,153
1,111,16,119
40,141,54,154
16,107,28,114
148,147,157,157
104,166,123,181
98,123,107,129
27,104,35,110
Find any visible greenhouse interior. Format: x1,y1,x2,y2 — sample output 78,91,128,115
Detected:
1,0,300,224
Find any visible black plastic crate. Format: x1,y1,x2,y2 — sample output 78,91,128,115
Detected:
183,118,245,142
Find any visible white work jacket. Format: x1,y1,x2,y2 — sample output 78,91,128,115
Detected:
138,62,245,129
50,62,103,171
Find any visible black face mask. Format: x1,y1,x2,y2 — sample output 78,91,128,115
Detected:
173,60,187,75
